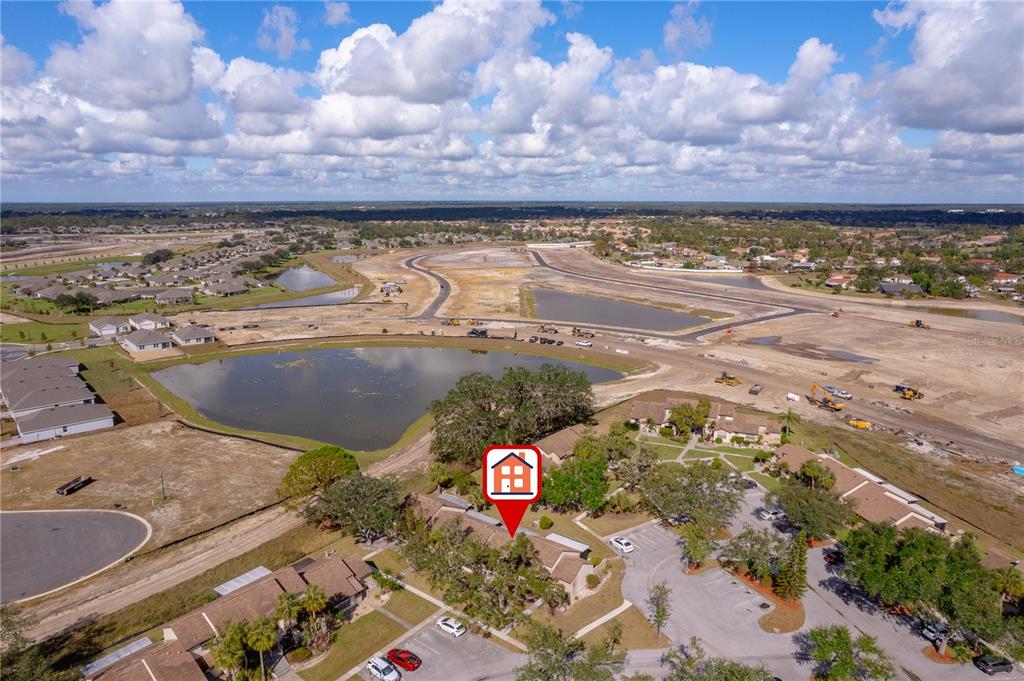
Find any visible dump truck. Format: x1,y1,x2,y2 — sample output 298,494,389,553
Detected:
467,328,488,338
908,320,931,329
715,371,742,386
894,384,924,400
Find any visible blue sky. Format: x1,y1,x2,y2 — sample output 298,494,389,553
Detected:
0,1,1020,202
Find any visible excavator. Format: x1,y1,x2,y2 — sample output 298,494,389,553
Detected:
715,371,742,386
908,319,931,330
847,419,872,430
810,382,844,412
894,383,924,400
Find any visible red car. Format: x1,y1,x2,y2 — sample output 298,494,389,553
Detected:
386,649,422,672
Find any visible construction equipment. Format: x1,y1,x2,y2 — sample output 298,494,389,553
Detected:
908,320,931,329
810,382,845,411
537,324,558,334
894,384,924,400
848,419,872,430
571,327,595,338
466,319,483,326
444,319,461,326
467,328,488,338
748,384,764,395
715,371,742,386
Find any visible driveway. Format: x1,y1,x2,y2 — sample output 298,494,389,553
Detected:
616,496,1012,681
356,626,525,681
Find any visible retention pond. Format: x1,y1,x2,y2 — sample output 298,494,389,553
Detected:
530,288,710,332
153,346,622,450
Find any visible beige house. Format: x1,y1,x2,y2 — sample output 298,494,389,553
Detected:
713,415,781,445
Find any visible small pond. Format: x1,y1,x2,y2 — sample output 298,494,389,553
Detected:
152,347,622,450
531,288,710,332
271,265,336,292
686,275,769,291
914,307,1023,325
246,286,361,309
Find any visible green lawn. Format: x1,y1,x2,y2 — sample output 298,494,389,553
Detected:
1,256,142,276
712,445,763,455
684,449,716,460
0,319,86,344
748,472,782,492
299,611,406,681
382,589,439,626
723,454,755,472
645,442,684,460
581,511,651,537
579,604,669,650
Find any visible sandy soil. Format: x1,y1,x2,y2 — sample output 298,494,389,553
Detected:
0,420,299,546
0,312,31,323
352,249,437,314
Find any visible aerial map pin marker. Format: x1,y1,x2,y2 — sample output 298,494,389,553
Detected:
482,445,543,538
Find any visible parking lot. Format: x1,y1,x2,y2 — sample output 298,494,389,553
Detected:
355,625,525,681
613,483,1022,681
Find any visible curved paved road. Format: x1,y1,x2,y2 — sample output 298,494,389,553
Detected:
403,249,814,343
1,510,150,602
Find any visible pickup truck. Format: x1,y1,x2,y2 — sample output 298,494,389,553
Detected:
748,384,764,395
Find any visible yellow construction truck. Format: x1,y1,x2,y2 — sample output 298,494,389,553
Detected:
908,320,931,329
715,371,742,386
894,383,924,400
848,419,872,430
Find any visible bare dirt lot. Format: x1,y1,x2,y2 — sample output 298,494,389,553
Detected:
0,420,298,546
352,249,436,314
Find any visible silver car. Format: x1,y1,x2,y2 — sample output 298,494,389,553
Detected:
610,536,635,553
436,616,467,637
366,656,402,681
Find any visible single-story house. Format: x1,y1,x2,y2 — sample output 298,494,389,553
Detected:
169,325,215,346
2,355,79,377
128,312,171,331
789,261,817,272
204,281,247,296
825,274,854,289
534,424,591,465
628,400,673,433
16,402,115,443
163,555,371,657
713,415,781,445
774,444,946,532
879,282,924,297
89,316,130,336
882,275,914,284
155,288,193,305
120,329,173,353
3,379,96,419
408,493,595,602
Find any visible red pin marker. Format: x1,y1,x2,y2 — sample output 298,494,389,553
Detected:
483,445,542,538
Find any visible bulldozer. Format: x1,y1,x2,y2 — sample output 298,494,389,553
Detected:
571,326,595,338
443,319,461,326
537,324,558,334
848,419,872,430
908,319,931,329
810,382,844,412
894,383,924,400
715,371,742,386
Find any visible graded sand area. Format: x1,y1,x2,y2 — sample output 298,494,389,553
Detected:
422,247,535,318
0,420,298,546
352,248,437,314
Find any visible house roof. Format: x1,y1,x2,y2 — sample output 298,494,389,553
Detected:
88,639,205,681
629,400,670,423
122,329,171,346
549,555,587,585
17,403,114,433
2,354,79,373
128,312,170,324
5,380,94,412
775,444,816,470
171,325,214,341
708,402,735,420
90,316,128,328
534,424,588,459
846,483,927,527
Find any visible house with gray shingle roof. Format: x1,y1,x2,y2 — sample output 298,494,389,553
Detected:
169,326,215,346
89,316,130,336
120,329,173,353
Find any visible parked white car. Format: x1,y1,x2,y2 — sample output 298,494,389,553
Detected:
437,616,467,637
835,390,853,400
366,656,402,681
610,536,635,553
575,340,593,347
758,508,785,521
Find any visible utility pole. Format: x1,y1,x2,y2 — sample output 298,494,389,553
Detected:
160,471,167,500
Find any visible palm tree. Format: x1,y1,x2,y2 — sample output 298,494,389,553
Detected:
303,584,328,620
275,591,302,631
210,621,247,680
246,616,278,681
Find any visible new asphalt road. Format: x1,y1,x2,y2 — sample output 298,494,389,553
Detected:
1,510,150,602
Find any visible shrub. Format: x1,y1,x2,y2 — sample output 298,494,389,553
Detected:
586,573,601,589
590,556,602,567
539,516,554,530
658,426,675,438
287,647,312,664
623,421,640,431
710,458,723,470
606,492,638,514
715,437,723,444
753,451,772,464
